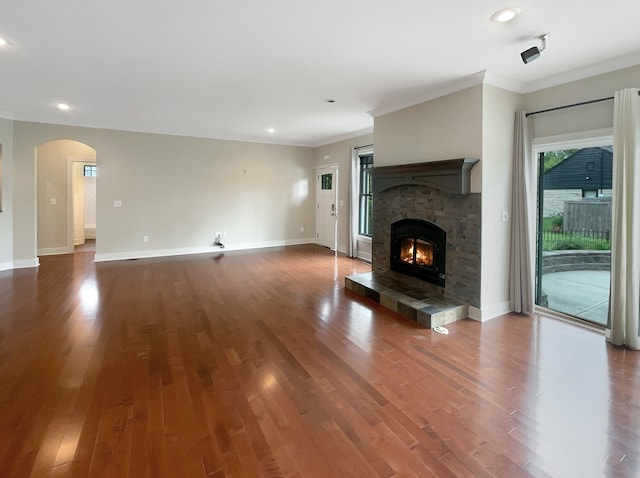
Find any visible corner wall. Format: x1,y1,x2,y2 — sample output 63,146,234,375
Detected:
479,85,522,320
0,118,13,270
314,132,374,255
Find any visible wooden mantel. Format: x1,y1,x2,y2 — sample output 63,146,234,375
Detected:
370,158,479,195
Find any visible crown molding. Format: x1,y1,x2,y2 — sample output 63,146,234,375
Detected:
520,51,640,94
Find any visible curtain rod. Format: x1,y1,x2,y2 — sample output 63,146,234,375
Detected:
526,96,613,117
526,90,640,117
353,144,373,150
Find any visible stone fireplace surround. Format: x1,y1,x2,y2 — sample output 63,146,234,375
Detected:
346,159,481,327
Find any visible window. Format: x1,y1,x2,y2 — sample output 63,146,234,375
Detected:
321,173,332,190
358,154,373,236
83,165,97,177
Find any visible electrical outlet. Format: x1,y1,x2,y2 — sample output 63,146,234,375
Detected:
143,235,149,243
300,226,305,233
223,231,228,237
501,211,510,223
50,198,57,205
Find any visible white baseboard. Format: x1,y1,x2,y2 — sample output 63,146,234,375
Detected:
0,261,13,272
38,246,73,256
357,251,372,262
468,307,482,321
84,226,96,240
12,258,40,269
468,300,511,322
94,238,316,263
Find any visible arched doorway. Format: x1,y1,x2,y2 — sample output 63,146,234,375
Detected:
36,140,97,255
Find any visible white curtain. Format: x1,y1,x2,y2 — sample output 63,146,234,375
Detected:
347,148,359,257
607,88,640,349
509,110,536,313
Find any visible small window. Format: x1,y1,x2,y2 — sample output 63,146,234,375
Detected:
83,165,97,177
321,173,332,190
582,189,598,198
358,154,374,236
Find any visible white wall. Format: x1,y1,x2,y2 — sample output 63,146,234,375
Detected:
374,85,483,192
479,85,522,320
12,122,316,263
0,118,13,270
314,132,374,256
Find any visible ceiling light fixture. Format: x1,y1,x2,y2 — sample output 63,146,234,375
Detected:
0,36,11,46
521,33,550,64
56,103,70,111
267,128,275,133
490,7,522,23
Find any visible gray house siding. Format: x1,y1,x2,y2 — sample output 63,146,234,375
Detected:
544,147,612,191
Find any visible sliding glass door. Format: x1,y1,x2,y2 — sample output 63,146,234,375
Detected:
535,144,613,325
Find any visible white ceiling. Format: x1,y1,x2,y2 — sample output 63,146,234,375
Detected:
2,0,640,147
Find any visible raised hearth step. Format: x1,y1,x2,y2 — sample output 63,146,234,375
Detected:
345,271,468,328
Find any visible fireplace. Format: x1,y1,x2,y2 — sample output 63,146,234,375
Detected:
369,159,481,308
390,219,446,287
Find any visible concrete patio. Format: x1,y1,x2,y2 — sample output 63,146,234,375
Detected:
540,270,610,326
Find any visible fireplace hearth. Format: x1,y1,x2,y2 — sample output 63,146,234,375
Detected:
390,219,446,287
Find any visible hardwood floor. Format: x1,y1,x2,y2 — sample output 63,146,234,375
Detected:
74,239,96,253
0,244,638,477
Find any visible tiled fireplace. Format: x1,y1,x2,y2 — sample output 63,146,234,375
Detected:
346,159,481,328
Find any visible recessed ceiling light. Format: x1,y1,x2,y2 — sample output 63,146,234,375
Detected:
267,128,275,134
57,103,70,111
490,7,522,23
0,36,11,46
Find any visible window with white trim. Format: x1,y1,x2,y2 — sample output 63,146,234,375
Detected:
358,154,373,236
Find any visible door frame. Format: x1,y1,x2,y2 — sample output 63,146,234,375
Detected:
351,146,374,261
316,164,339,251
532,128,613,317
67,156,96,252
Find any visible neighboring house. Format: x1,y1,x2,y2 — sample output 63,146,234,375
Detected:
542,147,613,217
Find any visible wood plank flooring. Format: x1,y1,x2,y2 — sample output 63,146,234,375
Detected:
0,244,638,477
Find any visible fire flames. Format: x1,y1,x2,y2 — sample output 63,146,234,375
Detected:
401,239,434,266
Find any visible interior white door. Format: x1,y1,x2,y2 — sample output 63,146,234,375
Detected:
316,166,338,250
